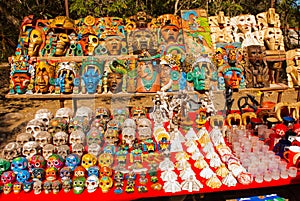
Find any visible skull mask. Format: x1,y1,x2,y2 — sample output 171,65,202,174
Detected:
122,127,136,147
35,109,54,127
16,132,34,147
85,175,99,193
57,145,70,159
28,29,43,56
35,131,52,148
42,144,55,160
88,143,101,157
26,119,47,138
55,107,73,123
22,141,41,160
137,117,153,141
53,131,69,147
81,34,99,56
69,130,86,147
55,33,70,56
2,142,22,162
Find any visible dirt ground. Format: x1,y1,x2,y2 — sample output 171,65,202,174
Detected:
0,62,299,150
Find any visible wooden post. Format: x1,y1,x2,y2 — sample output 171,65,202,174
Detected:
65,0,69,18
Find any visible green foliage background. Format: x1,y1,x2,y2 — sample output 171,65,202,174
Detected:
0,0,299,62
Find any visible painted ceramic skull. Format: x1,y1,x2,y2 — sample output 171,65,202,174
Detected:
95,107,111,127
137,117,153,141
72,143,85,158
107,119,121,133
69,130,86,147
99,176,113,193
62,180,72,193
99,166,113,177
16,132,34,147
11,156,28,174
34,109,54,127
65,153,80,171
1,170,16,184
81,153,97,170
42,144,55,160
88,143,101,157
52,180,62,194
31,167,45,181
73,176,86,194
85,175,99,193
0,158,10,175
104,129,119,145
28,154,46,171
35,131,52,148
60,166,73,181
53,131,69,147
98,153,114,168
57,145,70,159
43,180,52,194
3,183,12,194
45,167,58,181
75,106,94,123
47,154,64,171
55,107,74,123
86,127,103,146
122,127,136,147
2,142,21,162
16,169,30,183
33,180,42,195
26,119,47,138
47,117,68,135
87,166,99,177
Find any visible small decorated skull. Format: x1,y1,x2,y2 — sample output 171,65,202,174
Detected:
52,180,62,194
45,167,58,181
98,153,114,168
85,175,99,193
113,108,129,124
33,180,42,194
81,153,97,170
122,118,137,130
60,166,73,181
72,143,85,158
99,176,113,193
62,179,72,193
35,131,52,148
43,180,52,194
0,158,10,175
42,144,55,160
131,106,147,122
46,154,64,170
122,127,136,148
86,127,103,146
31,168,45,181
28,155,46,171
87,143,101,157
65,153,80,171
69,130,86,147
1,170,16,184
95,106,111,128
48,117,68,135
11,156,28,174
73,176,86,194
137,117,153,141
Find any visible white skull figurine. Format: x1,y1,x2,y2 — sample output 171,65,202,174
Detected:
34,109,54,127
35,131,52,147
53,131,69,147
43,144,55,160
2,142,21,162
137,117,152,141
16,132,34,147
57,145,70,159
26,119,47,138
72,143,85,158
122,127,136,148
22,141,41,159
87,143,101,157
122,118,136,130
69,130,86,147
55,107,74,123
33,180,42,195
85,175,99,193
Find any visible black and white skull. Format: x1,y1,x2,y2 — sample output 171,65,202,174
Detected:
22,141,41,159
137,117,152,141
2,142,21,162
53,131,69,147
26,119,47,138
35,131,52,147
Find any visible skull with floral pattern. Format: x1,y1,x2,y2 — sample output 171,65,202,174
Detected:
46,154,65,171
16,169,30,183
0,158,10,175
1,170,16,184
11,156,28,174
47,117,68,135
65,153,80,171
